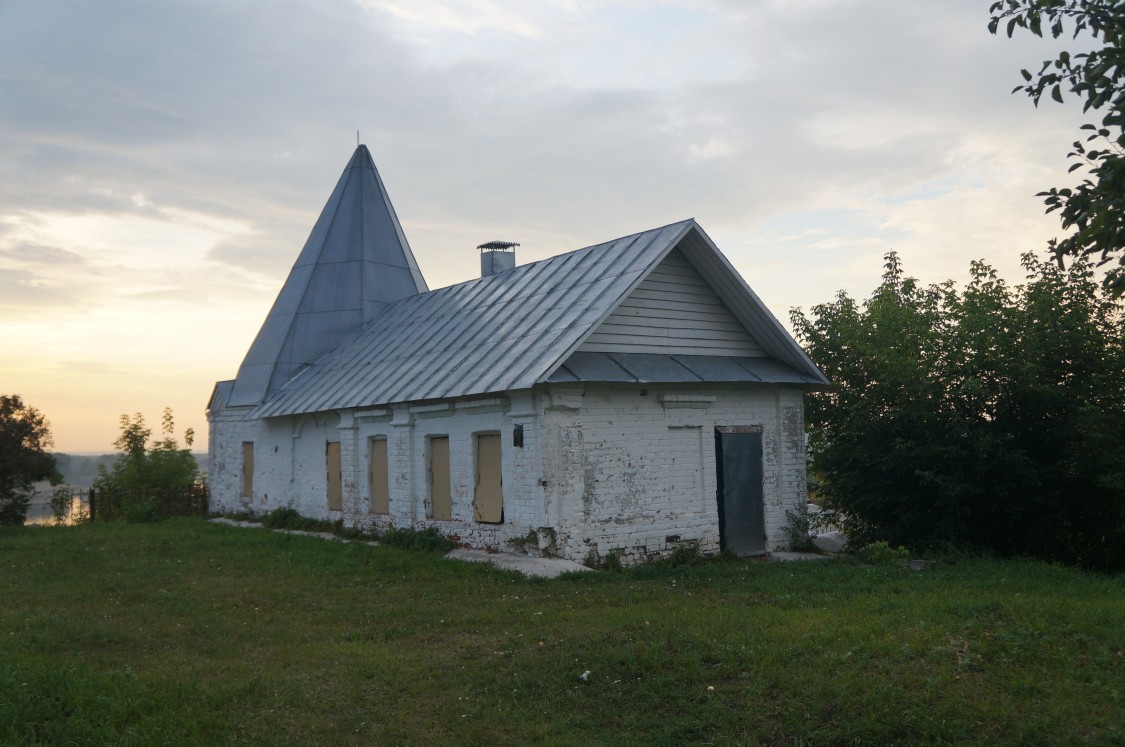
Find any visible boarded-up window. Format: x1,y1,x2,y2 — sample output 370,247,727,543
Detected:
429,436,451,520
369,438,389,514
326,441,342,511
241,442,254,498
474,433,503,523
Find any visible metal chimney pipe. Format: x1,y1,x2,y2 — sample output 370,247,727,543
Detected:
478,240,518,277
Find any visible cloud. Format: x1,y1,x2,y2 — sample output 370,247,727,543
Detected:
0,268,78,311
0,241,87,267
0,0,1079,260
204,229,303,280
0,0,1097,449
358,0,543,37
46,360,129,377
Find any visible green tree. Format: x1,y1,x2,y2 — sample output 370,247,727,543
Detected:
93,408,203,521
0,395,60,526
792,252,1125,570
989,0,1125,296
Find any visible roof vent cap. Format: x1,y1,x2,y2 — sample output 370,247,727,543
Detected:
479,240,518,277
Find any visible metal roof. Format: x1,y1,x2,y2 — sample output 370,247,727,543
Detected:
249,219,828,419
547,353,824,385
208,380,234,413
227,145,428,407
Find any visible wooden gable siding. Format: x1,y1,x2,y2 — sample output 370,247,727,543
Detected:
576,248,766,357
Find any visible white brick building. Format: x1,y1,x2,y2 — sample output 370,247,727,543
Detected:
208,145,828,565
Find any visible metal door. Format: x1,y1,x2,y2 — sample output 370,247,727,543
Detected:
474,433,503,523
715,427,765,555
429,436,451,520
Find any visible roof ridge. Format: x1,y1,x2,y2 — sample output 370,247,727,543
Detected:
386,218,697,300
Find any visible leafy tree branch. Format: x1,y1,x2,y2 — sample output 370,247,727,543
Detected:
989,0,1125,295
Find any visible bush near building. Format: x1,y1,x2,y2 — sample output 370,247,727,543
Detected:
792,252,1125,571
92,408,206,522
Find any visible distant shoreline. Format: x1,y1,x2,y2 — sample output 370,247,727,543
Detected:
47,453,209,491
52,452,209,457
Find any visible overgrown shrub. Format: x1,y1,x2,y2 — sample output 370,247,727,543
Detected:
92,409,205,522
792,252,1125,571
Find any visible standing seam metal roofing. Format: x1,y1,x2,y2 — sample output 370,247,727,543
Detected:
251,219,827,418
226,145,428,407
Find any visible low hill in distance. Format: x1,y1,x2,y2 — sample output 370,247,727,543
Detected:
51,453,209,490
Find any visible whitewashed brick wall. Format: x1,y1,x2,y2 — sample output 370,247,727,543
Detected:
207,405,257,515
338,396,545,550
542,383,807,565
208,382,808,566
207,407,342,518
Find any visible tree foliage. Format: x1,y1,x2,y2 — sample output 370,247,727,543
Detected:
0,395,60,526
792,252,1125,570
93,408,204,522
989,0,1125,296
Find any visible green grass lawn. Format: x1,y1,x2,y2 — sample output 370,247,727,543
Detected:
1,520,1121,745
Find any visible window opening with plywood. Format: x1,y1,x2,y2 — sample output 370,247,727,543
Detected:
428,436,451,520
326,441,342,511
241,442,254,499
368,437,389,514
474,432,503,523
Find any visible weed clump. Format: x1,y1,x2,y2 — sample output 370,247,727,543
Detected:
783,502,822,553
507,529,539,553
380,527,456,554
261,507,332,532
586,549,623,571
505,527,558,557
856,540,910,566
664,543,703,567
333,522,373,541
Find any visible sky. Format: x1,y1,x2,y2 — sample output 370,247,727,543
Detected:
0,0,1092,453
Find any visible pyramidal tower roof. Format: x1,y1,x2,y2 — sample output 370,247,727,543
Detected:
227,145,428,406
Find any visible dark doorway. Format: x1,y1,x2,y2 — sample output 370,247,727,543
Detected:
715,426,766,556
